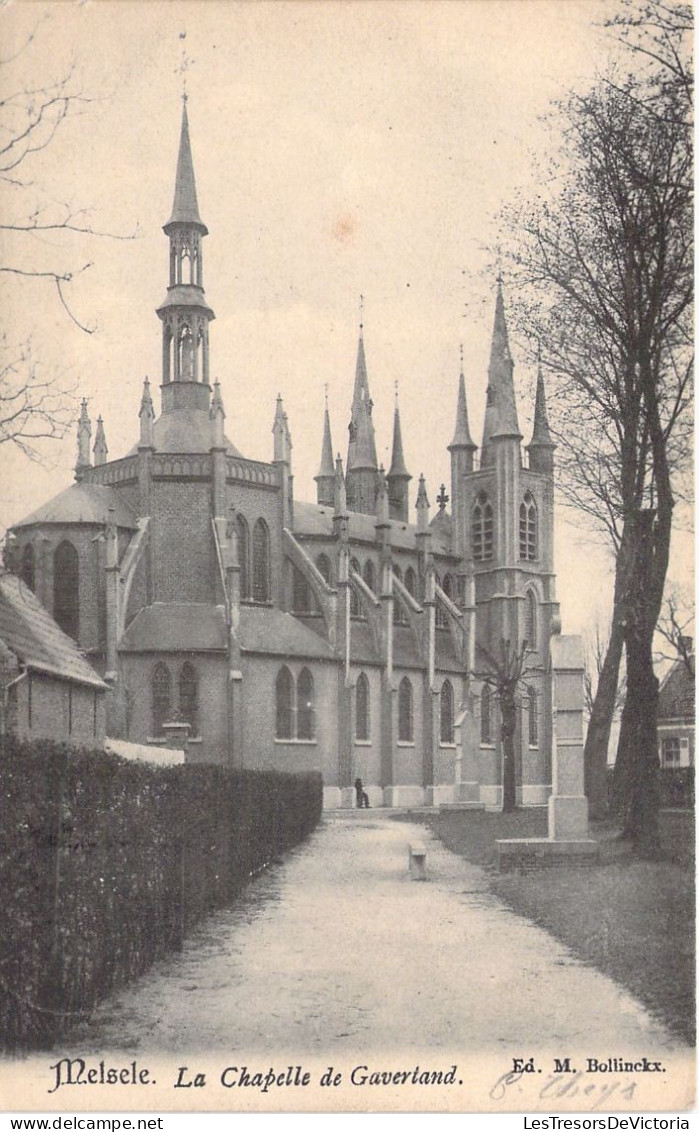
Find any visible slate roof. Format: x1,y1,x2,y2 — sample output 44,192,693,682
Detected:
126,410,242,458
658,657,695,722
293,500,454,557
121,602,335,661
0,573,107,688
13,483,138,530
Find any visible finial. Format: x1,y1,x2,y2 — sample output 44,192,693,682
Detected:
177,29,194,101
324,382,329,408
394,380,399,407
437,484,449,511
459,343,464,372
359,293,364,332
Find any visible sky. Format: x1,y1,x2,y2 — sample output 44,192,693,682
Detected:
0,0,693,641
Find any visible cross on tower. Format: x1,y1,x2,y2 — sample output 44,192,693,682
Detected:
436,484,449,510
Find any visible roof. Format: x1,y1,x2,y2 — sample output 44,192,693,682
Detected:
121,604,228,652
0,573,107,689
293,500,453,556
166,100,207,232
121,602,335,661
127,409,242,457
13,482,138,530
658,657,695,722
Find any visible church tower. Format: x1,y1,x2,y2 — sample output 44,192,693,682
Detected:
156,99,215,418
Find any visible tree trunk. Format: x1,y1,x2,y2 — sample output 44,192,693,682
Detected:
501,689,517,812
584,618,624,820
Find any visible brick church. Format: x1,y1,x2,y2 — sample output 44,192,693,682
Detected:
8,102,566,809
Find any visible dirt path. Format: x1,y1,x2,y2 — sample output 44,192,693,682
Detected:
69,812,686,1058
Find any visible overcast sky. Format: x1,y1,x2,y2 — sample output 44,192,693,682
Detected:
0,0,692,640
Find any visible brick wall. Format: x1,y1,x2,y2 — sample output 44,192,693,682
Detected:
12,672,105,746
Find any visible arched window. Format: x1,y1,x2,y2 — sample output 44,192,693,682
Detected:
472,493,494,562
519,492,538,561
356,673,370,741
393,564,407,625
480,684,492,744
292,565,312,613
252,519,270,602
350,557,361,617
440,680,455,744
179,662,198,737
528,685,539,747
362,559,375,593
404,566,417,598
316,553,331,584
398,677,413,742
524,589,538,649
21,544,35,592
152,663,172,736
237,515,249,599
53,540,79,640
276,666,294,739
297,668,315,740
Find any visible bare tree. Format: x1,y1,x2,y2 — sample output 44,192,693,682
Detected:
501,6,693,853
655,588,695,678
474,638,543,813
0,23,132,458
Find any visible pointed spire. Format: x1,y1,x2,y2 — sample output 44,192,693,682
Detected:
139,378,155,448
347,326,378,472
530,357,553,447
481,279,521,452
272,394,287,462
75,398,92,476
165,99,207,233
210,379,226,419
388,396,410,481
210,379,226,449
93,416,108,466
317,396,334,479
449,346,476,450
334,453,348,517
415,473,430,531
376,465,390,526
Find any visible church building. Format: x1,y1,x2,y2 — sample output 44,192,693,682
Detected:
8,102,565,810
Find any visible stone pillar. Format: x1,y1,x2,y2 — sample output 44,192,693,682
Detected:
548,635,589,839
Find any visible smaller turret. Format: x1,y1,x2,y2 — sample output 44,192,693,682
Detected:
93,416,108,466
75,399,92,480
527,360,556,476
139,378,155,448
315,392,335,506
387,390,411,522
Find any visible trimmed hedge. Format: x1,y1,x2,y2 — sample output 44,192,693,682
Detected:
0,736,322,1052
606,765,695,810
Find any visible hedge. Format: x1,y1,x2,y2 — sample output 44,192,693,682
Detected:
0,736,323,1053
606,764,695,810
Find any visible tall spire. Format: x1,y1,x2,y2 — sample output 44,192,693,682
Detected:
481,278,521,459
346,320,380,515
315,391,335,506
448,346,476,451
166,99,207,233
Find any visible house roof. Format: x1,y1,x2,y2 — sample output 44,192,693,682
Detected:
13,482,138,530
120,602,335,661
293,500,453,556
658,657,695,722
0,573,107,689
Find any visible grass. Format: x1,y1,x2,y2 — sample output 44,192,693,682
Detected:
393,807,695,1045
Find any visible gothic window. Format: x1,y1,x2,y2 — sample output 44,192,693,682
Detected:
480,684,492,744
527,685,539,747
405,566,417,598
179,663,199,737
252,519,270,603
297,667,315,740
292,565,312,613
237,515,250,600
275,666,294,739
440,680,455,744
21,544,35,592
398,677,414,742
53,540,79,641
472,493,494,562
350,557,361,617
356,673,370,741
152,663,172,737
524,589,538,649
519,492,538,560
393,565,407,625
316,553,332,584
362,559,375,593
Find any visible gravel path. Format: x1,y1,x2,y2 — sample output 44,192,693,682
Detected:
70,812,685,1059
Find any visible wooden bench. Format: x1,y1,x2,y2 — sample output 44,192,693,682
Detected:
408,841,427,880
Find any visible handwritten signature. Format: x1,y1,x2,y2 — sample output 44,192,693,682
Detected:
490,1070,638,1110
